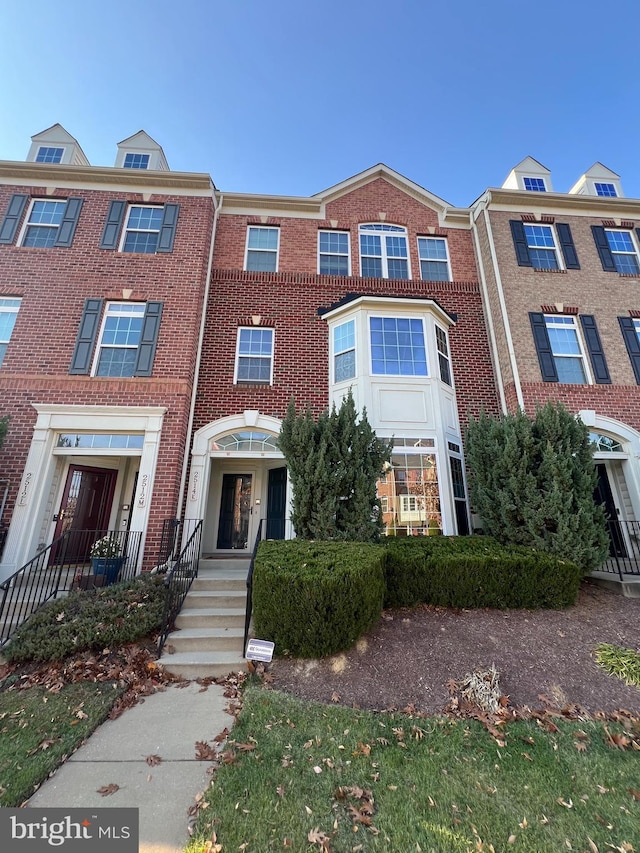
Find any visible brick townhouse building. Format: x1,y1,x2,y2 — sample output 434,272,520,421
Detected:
0,124,215,580
183,165,501,552
471,157,640,557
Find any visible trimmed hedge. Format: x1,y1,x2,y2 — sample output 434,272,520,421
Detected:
384,536,582,609
252,540,385,658
4,574,168,663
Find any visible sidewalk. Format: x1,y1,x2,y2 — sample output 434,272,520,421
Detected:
26,681,233,852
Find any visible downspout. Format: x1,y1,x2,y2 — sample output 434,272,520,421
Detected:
176,184,221,518
473,194,525,411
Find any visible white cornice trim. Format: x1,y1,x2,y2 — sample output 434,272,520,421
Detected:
477,187,640,217
320,294,455,327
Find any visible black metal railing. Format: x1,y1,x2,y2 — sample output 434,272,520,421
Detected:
156,517,203,567
244,518,266,657
0,528,142,647
157,520,203,655
600,519,640,579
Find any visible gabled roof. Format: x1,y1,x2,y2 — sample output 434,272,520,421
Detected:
117,130,164,150
115,130,169,170
31,123,82,146
501,156,552,190
27,123,89,165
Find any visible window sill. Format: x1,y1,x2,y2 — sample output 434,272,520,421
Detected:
533,268,567,274
234,381,273,387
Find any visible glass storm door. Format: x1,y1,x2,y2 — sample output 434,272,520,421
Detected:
217,474,252,549
594,464,626,558
266,466,286,540
53,465,117,561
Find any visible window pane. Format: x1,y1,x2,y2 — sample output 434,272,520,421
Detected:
319,232,348,254
248,228,279,250
529,248,558,269
420,259,449,281
127,207,163,230
123,231,159,253
36,147,64,163
246,250,277,272
613,254,640,274
319,255,349,275
556,357,586,384
387,258,409,279
23,227,58,248
335,350,355,381
361,257,383,277
29,201,65,225
418,237,448,260
96,348,137,377
547,325,581,355
237,357,271,381
334,320,355,353
369,317,427,375
595,183,617,197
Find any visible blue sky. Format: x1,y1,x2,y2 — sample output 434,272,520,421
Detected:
2,0,639,206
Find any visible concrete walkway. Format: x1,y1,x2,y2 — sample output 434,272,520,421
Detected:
27,681,232,853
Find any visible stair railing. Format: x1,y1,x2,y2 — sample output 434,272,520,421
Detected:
157,519,203,655
243,518,266,657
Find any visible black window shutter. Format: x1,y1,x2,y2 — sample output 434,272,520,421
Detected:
619,316,640,384
156,204,179,253
529,312,558,381
591,225,616,271
636,229,640,251
0,194,28,245
580,315,610,384
54,197,83,247
510,220,532,266
556,223,580,270
69,298,103,374
134,301,163,376
100,200,126,250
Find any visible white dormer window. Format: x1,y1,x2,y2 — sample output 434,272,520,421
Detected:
594,182,617,197
123,152,150,170
35,147,64,164
523,176,546,192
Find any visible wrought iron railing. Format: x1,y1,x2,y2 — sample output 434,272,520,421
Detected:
244,518,266,657
0,528,142,647
600,519,640,579
157,520,203,655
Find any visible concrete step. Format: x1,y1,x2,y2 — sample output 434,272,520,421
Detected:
165,627,245,653
191,576,246,592
157,650,247,680
199,559,250,573
174,607,246,629
182,590,247,609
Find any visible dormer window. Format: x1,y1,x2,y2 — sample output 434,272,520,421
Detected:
594,182,617,197
35,147,64,164
523,177,546,192
123,152,150,170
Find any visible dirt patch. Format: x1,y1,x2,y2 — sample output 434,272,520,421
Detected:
270,582,640,715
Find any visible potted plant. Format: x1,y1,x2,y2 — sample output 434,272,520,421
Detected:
89,535,124,585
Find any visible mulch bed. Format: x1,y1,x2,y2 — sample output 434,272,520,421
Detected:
269,581,640,716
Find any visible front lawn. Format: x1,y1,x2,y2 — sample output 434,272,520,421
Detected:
187,685,639,853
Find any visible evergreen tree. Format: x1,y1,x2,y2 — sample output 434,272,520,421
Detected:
465,402,608,572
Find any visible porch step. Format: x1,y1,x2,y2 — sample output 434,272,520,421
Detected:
157,651,247,680
174,607,246,629
182,590,246,609
163,627,245,653
589,572,640,598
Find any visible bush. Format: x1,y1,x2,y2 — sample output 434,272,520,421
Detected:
252,540,385,658
4,574,168,663
383,536,581,609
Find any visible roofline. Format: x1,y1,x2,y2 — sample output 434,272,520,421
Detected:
473,187,640,216
318,293,457,326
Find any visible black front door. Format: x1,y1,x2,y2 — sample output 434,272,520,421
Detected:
266,467,287,539
594,464,626,557
217,474,252,549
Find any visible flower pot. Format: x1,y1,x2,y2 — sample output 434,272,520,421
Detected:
91,556,124,585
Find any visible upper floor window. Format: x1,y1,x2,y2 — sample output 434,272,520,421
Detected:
510,220,580,270
245,226,279,272
359,224,409,280
333,319,356,382
370,316,427,376
603,229,640,274
435,326,452,385
235,327,274,384
618,316,640,385
523,224,559,269
121,206,164,253
0,298,21,366
543,315,588,384
21,200,66,248
318,231,350,275
93,303,146,377
523,177,546,192
35,146,64,164
123,153,150,170
100,201,179,254
417,237,450,281
594,182,617,197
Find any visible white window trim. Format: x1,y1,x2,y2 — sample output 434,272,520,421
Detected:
233,326,275,385
368,313,429,378
244,226,280,273
0,297,21,366
358,224,411,280
604,228,640,273
91,301,146,377
17,198,66,247
544,314,592,384
417,236,451,282
435,323,452,386
523,176,547,192
332,318,356,384
118,205,163,253
122,151,151,169
36,146,65,164
523,223,563,270
318,230,351,276
594,182,618,197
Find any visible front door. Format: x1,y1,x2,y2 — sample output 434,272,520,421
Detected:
53,465,118,561
594,464,626,557
217,474,252,549
266,466,287,539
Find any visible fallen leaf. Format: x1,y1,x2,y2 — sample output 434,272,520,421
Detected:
236,742,256,752
508,834,516,844
276,784,285,797
628,788,640,801
587,838,599,853
195,741,217,760
145,754,162,765
557,798,573,809
574,741,587,753
331,692,340,702
97,783,119,796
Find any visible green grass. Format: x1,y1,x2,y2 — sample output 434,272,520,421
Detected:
595,643,640,688
187,686,640,853
0,681,121,806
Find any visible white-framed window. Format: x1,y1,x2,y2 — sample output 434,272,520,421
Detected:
123,152,150,170
0,297,21,366
93,302,146,377
523,224,560,269
544,315,589,384
604,230,640,275
523,176,546,192
20,199,66,248
121,206,164,254
234,327,274,384
369,316,427,376
377,438,441,535
333,319,356,382
359,224,409,279
417,237,451,281
435,325,452,385
318,231,350,275
35,146,64,164
245,226,279,272
594,182,617,197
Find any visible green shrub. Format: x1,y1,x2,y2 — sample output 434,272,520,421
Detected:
383,536,581,609
4,574,168,663
252,540,385,658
